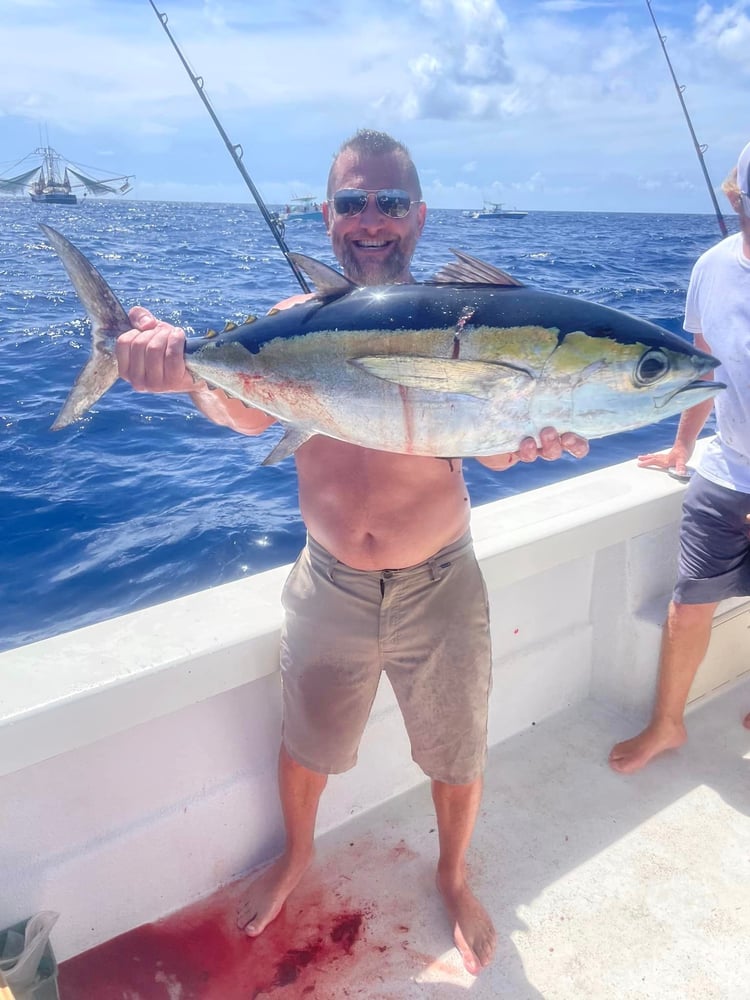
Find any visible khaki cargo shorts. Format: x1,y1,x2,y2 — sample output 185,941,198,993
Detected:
279,530,492,785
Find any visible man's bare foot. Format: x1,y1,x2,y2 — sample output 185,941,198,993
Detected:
236,850,313,937
436,871,496,975
609,719,687,774
743,712,750,730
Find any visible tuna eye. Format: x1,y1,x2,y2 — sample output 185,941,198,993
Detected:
635,349,669,386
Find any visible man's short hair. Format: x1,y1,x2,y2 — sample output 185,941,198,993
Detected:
327,129,422,200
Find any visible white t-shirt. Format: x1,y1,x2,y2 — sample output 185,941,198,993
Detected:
684,232,750,492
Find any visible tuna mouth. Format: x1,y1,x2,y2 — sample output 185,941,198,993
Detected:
655,379,726,409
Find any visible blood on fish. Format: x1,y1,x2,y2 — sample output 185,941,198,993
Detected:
398,384,415,453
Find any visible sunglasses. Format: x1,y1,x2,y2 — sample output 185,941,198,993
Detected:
329,188,422,219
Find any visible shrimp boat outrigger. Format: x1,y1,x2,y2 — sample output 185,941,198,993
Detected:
0,146,134,206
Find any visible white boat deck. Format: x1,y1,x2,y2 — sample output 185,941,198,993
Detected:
58,680,750,999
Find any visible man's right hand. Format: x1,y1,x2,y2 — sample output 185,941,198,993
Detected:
116,306,207,394
637,441,693,477
118,295,314,393
117,307,276,437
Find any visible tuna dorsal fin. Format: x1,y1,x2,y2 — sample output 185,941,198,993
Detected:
289,253,357,301
431,249,524,287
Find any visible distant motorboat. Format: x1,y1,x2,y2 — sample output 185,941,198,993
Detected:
280,196,324,223
464,201,527,221
0,145,134,206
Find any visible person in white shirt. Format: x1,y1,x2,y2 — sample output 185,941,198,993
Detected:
609,141,750,774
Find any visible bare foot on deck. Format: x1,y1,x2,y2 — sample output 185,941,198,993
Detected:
436,871,496,975
236,851,313,937
608,719,687,774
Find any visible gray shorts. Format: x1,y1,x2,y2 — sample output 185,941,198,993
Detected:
673,473,750,604
279,530,492,785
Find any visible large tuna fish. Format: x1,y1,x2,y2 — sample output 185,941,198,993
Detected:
41,224,722,464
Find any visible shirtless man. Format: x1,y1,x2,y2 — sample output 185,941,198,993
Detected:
116,129,588,975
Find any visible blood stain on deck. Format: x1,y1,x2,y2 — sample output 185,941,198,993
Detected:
59,881,371,999
58,834,460,997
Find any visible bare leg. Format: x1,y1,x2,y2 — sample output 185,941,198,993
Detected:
743,712,750,730
432,776,496,975
609,600,717,774
237,746,327,936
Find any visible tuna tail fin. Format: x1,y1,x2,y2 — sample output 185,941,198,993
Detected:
40,224,132,430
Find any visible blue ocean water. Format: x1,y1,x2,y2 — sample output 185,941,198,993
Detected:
0,198,734,652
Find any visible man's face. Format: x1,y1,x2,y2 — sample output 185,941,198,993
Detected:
322,150,426,286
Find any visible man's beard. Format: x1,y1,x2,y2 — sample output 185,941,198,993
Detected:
339,240,409,286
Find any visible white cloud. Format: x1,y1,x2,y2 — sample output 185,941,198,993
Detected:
512,171,546,192
391,0,513,120
694,2,750,66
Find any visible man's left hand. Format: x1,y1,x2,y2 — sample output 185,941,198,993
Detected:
477,428,589,471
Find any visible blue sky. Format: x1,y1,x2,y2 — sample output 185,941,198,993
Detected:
2,0,749,212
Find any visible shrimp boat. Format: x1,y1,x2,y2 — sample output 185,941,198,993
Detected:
0,146,134,206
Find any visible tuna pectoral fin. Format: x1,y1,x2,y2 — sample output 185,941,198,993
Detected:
349,356,532,398
261,423,314,466
52,347,119,430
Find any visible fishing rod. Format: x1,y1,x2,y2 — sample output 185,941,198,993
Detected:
147,1,311,292
645,0,727,237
